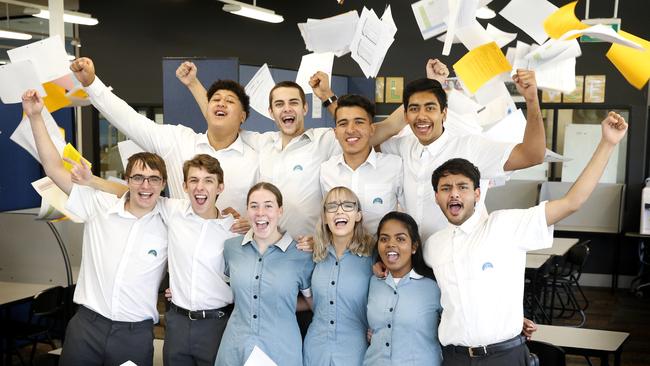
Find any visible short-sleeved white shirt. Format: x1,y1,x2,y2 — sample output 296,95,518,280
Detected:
319,149,404,235
65,184,168,322
424,202,553,347
241,128,339,237
381,130,515,240
160,198,238,311
85,77,259,216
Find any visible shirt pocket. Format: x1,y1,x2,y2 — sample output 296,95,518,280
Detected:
364,183,395,214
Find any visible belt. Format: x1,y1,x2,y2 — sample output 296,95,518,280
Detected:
170,302,233,320
445,335,526,358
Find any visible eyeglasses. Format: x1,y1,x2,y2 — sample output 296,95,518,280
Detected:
324,201,357,213
128,174,163,186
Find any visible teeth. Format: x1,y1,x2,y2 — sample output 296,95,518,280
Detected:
282,117,295,122
387,251,398,256
139,192,153,197
195,195,207,199
255,220,268,225
346,137,359,142
334,218,348,225
216,111,226,116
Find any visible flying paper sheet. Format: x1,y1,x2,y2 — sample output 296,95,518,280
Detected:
245,64,275,119
117,140,146,170
560,24,643,50
478,95,516,127
244,346,277,366
10,109,66,163
474,78,511,105
453,42,512,94
482,108,526,143
36,199,66,222
543,1,587,40
350,6,397,78
298,11,359,56
525,39,581,68
545,149,570,163
411,0,448,40
535,57,577,93
447,89,485,115
295,52,334,94
7,35,70,83
444,109,483,138
606,30,650,89
0,60,47,104
486,24,517,48
455,20,493,51
499,0,557,45
31,177,83,223
62,143,92,171
42,82,72,113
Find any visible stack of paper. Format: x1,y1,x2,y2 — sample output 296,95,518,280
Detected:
350,6,397,78
298,11,359,56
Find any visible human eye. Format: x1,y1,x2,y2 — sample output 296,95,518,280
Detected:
408,105,418,113
342,201,356,211
131,174,144,183
149,176,163,185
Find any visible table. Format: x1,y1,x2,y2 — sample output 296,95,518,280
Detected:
526,254,551,269
0,281,54,366
531,324,629,366
528,237,579,256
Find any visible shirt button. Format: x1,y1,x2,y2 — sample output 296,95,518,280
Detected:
331,281,335,285
385,342,390,347
393,291,397,295
330,320,334,325
253,295,258,299
330,301,334,305
389,308,393,312
258,258,262,262
335,262,339,266
255,275,259,279
388,324,391,328
253,314,257,319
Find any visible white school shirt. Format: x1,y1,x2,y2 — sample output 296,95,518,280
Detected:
319,149,404,235
423,202,553,347
240,128,339,237
381,130,515,241
85,77,259,215
65,184,168,322
161,198,238,311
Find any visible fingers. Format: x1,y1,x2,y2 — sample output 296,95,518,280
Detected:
513,69,536,87
296,235,314,252
176,61,196,78
21,89,40,101
309,71,328,87
222,206,242,219
70,57,90,72
605,111,628,130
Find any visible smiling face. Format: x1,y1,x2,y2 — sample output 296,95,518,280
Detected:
324,190,362,240
378,219,416,279
434,173,480,226
405,91,447,145
334,106,375,158
269,86,307,138
206,89,246,135
126,162,165,214
183,166,223,219
247,188,283,241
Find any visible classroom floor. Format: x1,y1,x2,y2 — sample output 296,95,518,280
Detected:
10,287,650,366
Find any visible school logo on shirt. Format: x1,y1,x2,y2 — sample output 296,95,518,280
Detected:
293,164,303,172
148,249,158,257
481,262,493,271
372,197,383,205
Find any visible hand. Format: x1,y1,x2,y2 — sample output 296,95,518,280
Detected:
176,61,198,86
221,206,241,219
230,217,251,235
296,236,314,252
21,90,44,118
65,158,92,186
522,318,537,340
426,58,449,84
601,111,628,146
366,328,373,344
309,71,334,101
164,288,172,302
512,69,538,103
70,57,96,87
372,261,388,278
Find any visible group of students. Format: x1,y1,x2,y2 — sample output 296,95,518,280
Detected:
20,54,628,366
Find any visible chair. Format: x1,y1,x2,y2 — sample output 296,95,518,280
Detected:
546,241,591,327
4,286,65,365
527,340,566,366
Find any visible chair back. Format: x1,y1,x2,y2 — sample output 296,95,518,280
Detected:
32,286,64,317
566,241,591,280
527,340,566,366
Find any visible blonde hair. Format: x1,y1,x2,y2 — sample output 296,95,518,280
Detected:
313,187,374,263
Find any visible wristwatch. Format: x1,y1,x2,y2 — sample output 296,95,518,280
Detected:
322,95,338,108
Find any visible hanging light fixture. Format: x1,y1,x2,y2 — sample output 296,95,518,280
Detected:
0,2,31,40
25,9,98,26
219,0,283,24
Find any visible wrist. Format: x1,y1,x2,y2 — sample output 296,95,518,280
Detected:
322,95,338,108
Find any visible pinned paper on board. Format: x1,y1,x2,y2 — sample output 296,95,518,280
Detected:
62,143,92,172
245,63,275,119
584,75,606,103
543,1,587,40
0,60,47,104
499,0,557,45
453,42,512,94
562,76,584,103
606,30,650,89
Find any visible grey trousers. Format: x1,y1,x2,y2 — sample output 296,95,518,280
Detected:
442,342,531,366
59,306,154,366
163,307,230,366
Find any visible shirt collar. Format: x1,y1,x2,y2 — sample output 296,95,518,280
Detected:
272,129,314,150
107,192,162,219
335,149,377,170
241,230,294,252
449,207,489,235
421,129,451,158
385,268,423,289
197,132,245,154
181,202,235,229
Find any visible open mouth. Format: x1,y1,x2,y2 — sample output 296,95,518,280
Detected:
345,136,360,143
385,250,399,264
194,194,207,205
334,217,348,227
282,116,296,125
138,192,153,199
255,220,269,230
215,110,227,117
448,202,463,215
414,122,432,135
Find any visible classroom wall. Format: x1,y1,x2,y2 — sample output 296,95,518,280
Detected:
69,0,649,278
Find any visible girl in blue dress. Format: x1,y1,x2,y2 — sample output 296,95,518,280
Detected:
215,182,314,366
303,186,375,366
364,211,443,366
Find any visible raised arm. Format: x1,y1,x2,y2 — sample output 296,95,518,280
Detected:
22,90,73,195
545,112,628,225
309,71,337,116
503,70,546,171
176,61,209,118
67,158,129,197
70,57,177,154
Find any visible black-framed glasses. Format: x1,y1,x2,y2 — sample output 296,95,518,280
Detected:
324,201,357,213
128,174,163,186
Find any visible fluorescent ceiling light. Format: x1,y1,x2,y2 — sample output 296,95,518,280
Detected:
0,29,32,40
220,0,283,23
476,6,496,19
28,9,99,26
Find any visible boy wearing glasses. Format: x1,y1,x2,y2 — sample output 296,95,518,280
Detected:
22,90,168,366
